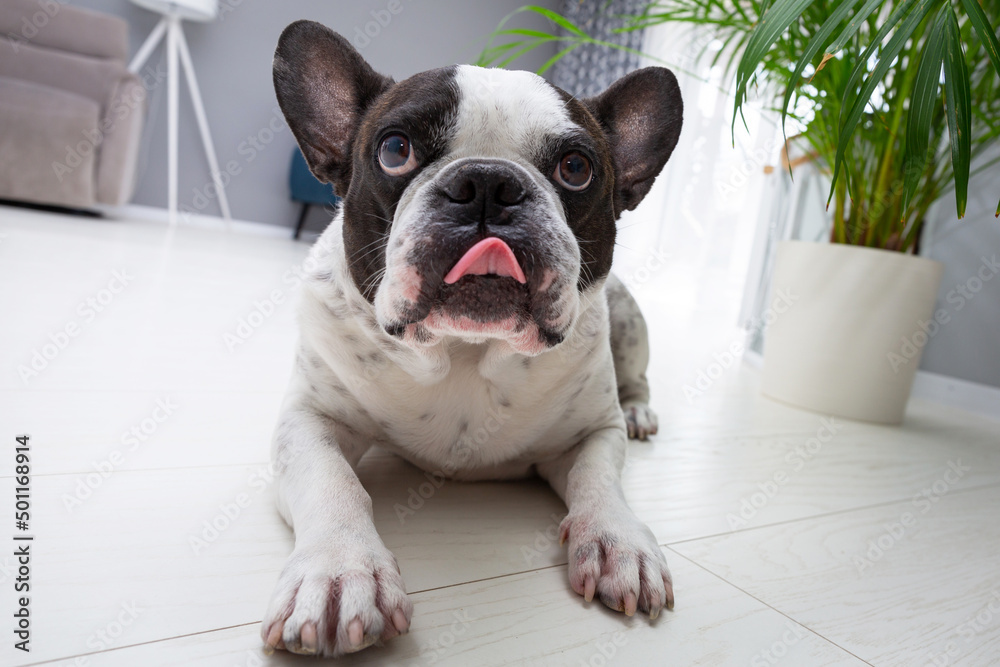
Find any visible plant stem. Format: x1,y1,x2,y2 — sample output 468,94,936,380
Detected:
833,176,847,243
868,25,925,247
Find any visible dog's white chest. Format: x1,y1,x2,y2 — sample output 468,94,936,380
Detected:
295,280,617,479
339,341,612,476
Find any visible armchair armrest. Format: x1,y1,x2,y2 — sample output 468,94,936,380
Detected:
96,72,147,206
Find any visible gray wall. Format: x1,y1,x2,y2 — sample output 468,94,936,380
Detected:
70,0,558,231
919,153,1000,389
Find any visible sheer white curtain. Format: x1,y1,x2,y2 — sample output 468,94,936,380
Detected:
612,22,781,333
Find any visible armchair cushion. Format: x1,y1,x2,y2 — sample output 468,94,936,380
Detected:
0,0,128,61
0,76,99,208
0,37,124,113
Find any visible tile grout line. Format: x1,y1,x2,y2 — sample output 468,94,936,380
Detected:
20,621,262,667
661,480,1000,548
664,548,877,667
30,550,882,667
13,475,994,666
406,563,567,596
18,566,573,666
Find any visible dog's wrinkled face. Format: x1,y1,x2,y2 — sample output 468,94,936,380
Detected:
274,21,682,355
365,66,605,355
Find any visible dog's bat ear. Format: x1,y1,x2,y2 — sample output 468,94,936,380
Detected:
273,21,393,196
585,67,683,215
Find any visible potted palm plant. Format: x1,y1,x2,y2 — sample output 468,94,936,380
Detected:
478,1,1000,424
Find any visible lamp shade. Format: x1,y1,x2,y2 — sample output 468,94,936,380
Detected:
130,0,218,22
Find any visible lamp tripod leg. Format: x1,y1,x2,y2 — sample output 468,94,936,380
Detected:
167,15,179,226
128,16,168,73
175,22,232,225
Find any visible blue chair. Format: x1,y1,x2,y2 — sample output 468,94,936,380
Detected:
289,147,341,239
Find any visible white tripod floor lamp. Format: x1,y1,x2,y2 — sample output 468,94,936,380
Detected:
128,0,231,225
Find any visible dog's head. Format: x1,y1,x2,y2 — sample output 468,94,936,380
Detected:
274,21,682,355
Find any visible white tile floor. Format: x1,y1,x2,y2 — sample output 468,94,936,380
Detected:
1,205,998,667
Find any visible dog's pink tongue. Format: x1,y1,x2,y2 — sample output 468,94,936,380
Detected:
444,237,526,284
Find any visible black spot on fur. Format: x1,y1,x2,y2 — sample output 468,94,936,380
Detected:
413,325,433,344
384,323,406,338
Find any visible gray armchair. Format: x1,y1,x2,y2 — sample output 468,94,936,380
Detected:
0,0,146,209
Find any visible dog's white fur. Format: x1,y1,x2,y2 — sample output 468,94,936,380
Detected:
452,65,579,161
262,66,669,658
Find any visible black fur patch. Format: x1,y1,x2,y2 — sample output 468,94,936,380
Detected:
346,68,460,300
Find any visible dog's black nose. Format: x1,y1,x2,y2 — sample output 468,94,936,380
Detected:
438,161,529,223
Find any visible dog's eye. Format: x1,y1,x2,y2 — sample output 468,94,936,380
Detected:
378,133,417,176
554,152,593,191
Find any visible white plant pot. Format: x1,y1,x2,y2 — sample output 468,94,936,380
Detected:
761,240,943,424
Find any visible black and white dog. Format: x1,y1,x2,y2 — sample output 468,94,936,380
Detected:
263,20,683,657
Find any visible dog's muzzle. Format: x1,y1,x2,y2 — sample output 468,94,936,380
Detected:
375,158,580,354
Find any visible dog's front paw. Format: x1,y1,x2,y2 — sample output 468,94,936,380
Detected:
560,510,672,618
622,401,658,440
261,543,412,657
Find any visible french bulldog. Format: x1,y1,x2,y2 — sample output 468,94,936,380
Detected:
262,20,683,657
